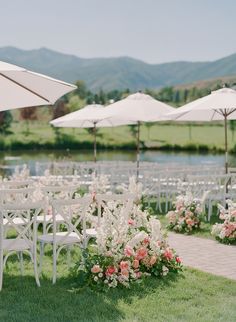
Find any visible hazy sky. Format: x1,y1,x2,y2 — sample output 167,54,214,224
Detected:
1,0,236,64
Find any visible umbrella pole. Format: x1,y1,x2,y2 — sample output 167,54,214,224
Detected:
136,122,140,181
93,124,97,163
224,114,231,195
224,114,228,174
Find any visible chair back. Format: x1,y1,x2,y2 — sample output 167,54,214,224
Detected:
51,196,93,247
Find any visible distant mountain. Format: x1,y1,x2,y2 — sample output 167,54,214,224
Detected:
1,46,236,92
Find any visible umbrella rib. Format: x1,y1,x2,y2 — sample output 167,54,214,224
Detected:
211,110,217,121
0,72,50,103
226,108,236,117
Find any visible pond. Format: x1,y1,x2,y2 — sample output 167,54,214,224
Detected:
0,149,234,176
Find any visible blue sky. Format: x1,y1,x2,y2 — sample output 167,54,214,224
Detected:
1,0,236,63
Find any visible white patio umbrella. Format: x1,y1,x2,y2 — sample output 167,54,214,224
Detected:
166,87,236,173
50,104,136,162
104,92,175,176
0,61,76,111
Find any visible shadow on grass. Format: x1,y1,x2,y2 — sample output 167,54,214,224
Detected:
0,266,183,322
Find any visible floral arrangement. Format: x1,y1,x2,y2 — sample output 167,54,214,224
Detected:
166,192,203,234
75,202,182,290
211,200,236,244
89,173,110,194
117,176,144,204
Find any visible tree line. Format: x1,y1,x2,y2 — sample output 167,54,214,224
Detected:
1,79,236,139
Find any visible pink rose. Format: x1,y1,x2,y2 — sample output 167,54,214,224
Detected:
143,237,150,245
176,256,181,263
121,269,129,277
124,246,134,257
149,255,157,266
119,261,129,270
186,219,194,226
132,259,139,269
136,247,148,260
135,271,142,279
105,266,116,276
91,265,101,273
164,249,173,260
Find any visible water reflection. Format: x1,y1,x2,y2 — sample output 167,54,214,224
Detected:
0,149,230,170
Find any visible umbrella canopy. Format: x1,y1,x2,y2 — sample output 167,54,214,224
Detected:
166,87,236,173
0,61,76,111
104,92,175,176
104,92,175,122
50,104,136,162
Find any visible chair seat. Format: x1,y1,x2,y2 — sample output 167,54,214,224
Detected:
3,238,31,251
38,232,81,245
36,214,64,223
85,228,97,238
3,217,29,226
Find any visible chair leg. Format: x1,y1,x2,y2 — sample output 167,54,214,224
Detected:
39,242,44,275
67,246,71,268
0,255,3,291
18,251,24,275
33,251,40,287
52,245,57,284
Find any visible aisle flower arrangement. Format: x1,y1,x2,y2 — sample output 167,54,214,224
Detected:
166,192,203,234
75,202,182,290
211,200,236,244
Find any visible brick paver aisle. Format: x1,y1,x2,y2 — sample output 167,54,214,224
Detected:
168,232,236,280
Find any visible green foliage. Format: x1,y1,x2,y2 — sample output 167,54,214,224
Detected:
0,111,13,135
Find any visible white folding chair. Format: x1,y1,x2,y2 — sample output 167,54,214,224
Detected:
0,201,44,290
38,196,92,284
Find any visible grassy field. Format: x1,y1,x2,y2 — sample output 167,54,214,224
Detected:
2,120,235,152
0,250,236,322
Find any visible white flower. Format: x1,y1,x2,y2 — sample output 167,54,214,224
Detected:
162,266,169,276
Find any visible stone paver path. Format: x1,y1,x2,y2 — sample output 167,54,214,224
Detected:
168,232,236,280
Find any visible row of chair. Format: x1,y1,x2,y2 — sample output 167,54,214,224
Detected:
0,185,134,290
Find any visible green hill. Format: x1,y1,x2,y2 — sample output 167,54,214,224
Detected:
1,46,236,91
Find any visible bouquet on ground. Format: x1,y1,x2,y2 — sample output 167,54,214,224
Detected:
211,200,236,244
166,192,204,234
75,203,182,290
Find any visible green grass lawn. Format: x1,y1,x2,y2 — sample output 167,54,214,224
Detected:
3,120,236,152
0,249,235,322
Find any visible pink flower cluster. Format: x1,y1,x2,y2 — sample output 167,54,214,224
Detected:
86,235,182,289
166,194,203,234
77,202,182,290
212,201,236,244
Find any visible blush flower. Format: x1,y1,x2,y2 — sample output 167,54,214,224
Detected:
91,265,101,273
124,245,134,257
136,247,148,260
121,269,129,277
149,255,157,266
132,259,139,269
105,266,116,276
119,261,129,270
176,256,181,263
164,249,173,260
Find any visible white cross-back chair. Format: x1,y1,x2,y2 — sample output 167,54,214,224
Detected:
0,188,36,231
0,201,44,290
1,179,32,189
38,196,92,284
36,184,80,234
